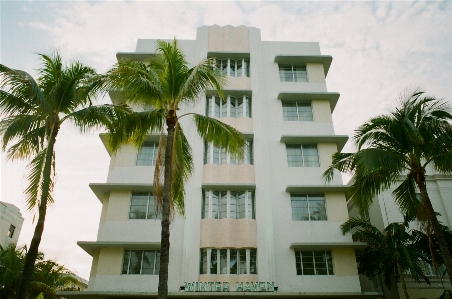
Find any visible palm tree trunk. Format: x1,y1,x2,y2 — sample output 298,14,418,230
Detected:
397,262,410,299
415,172,452,285
17,127,58,299
158,112,176,299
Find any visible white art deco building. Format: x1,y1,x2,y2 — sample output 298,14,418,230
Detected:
66,25,381,298
0,201,23,248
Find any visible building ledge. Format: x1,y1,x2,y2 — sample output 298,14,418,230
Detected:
274,55,333,76
290,242,368,251
277,92,340,112
57,290,382,298
202,183,256,190
286,185,348,193
280,135,348,151
78,241,160,256
90,183,153,203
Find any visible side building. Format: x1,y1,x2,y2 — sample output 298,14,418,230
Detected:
64,25,380,298
0,201,24,248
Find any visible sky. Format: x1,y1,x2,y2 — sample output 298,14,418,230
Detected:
1,0,452,280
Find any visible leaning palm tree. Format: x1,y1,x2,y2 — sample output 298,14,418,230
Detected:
323,89,452,284
104,39,245,299
341,217,429,299
0,53,129,299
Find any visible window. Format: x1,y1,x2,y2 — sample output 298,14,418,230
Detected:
136,142,158,166
282,101,313,121
7,225,15,238
291,194,326,221
295,251,334,275
202,190,255,219
279,65,307,82
206,95,252,118
122,249,160,275
216,59,250,78
286,144,319,167
204,140,253,165
200,248,257,275
129,192,161,220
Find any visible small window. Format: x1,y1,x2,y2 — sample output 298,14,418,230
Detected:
122,250,160,275
7,225,15,238
295,251,334,275
282,102,313,121
216,58,250,78
136,142,158,166
129,192,161,220
200,248,257,275
279,65,307,82
291,194,326,221
286,144,319,167
206,95,251,118
204,140,253,165
202,190,255,220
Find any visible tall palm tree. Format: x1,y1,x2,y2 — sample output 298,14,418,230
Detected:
0,244,27,299
0,53,129,299
104,39,245,299
341,217,429,299
323,90,452,284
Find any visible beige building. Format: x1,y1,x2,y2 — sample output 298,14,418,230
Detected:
61,25,381,298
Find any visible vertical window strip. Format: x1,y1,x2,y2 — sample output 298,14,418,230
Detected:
205,95,252,118
200,248,257,275
202,190,255,220
122,249,161,275
204,141,254,165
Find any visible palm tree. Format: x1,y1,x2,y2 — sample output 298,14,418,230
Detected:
0,53,129,299
0,244,26,299
323,90,452,284
104,39,245,299
341,217,429,299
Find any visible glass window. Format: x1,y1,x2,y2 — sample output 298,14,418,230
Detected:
136,142,158,166
204,141,253,165
202,190,255,220
291,194,326,221
7,225,15,238
206,95,252,118
286,144,319,167
129,192,161,220
216,58,250,78
279,64,307,82
282,102,313,121
200,248,257,275
295,251,333,275
122,249,160,275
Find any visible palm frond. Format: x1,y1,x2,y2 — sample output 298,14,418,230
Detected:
322,152,355,182
0,114,45,154
192,114,245,157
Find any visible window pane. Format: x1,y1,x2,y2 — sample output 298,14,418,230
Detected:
291,195,309,221
220,249,228,274
230,97,237,118
309,195,326,221
246,140,253,165
325,251,334,275
235,98,243,118
221,148,227,165
239,249,247,274
210,249,218,274
244,60,250,77
220,192,228,219
245,96,252,117
204,142,210,164
222,98,228,118
146,195,160,220
230,249,238,274
136,142,157,166
297,103,313,121
202,191,209,219
286,145,303,167
214,97,221,117
200,249,208,274
213,146,220,165
250,249,257,274
279,65,293,82
205,97,211,116
296,251,333,276
248,192,255,219
122,250,131,274
129,193,149,219
282,102,298,121
238,192,246,219
221,60,228,76
230,192,238,219
142,250,155,274
293,66,307,82
129,250,143,274
154,251,161,274
212,192,219,219
236,59,242,77
302,144,319,167
229,59,236,77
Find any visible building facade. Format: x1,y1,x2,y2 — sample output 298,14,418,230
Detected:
0,201,24,248
66,25,380,298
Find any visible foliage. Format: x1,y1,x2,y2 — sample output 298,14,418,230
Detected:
324,89,452,284
0,244,77,299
